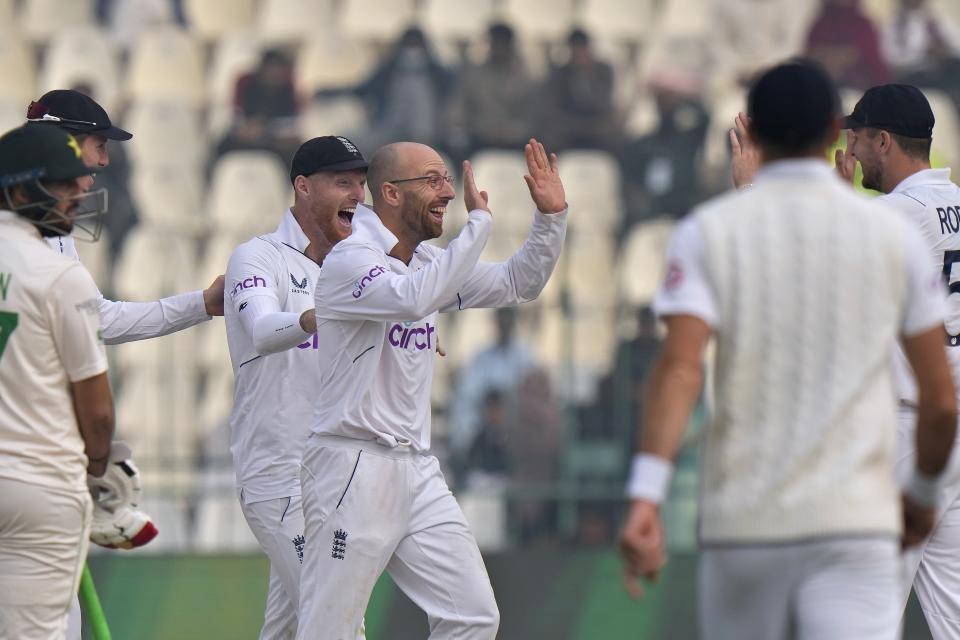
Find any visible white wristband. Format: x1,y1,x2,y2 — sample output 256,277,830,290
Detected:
626,453,674,504
905,470,941,508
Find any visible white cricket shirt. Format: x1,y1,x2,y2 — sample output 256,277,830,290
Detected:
225,209,320,504
47,234,210,344
654,159,944,543
0,211,108,494
879,168,960,406
310,203,567,451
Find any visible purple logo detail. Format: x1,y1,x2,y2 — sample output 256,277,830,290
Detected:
388,322,436,351
297,333,319,350
231,275,267,297
353,266,387,299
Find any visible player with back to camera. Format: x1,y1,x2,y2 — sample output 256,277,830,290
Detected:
297,138,568,640
0,123,113,639
224,136,368,639
619,60,958,640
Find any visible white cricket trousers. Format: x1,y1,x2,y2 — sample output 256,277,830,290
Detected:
297,435,499,640
241,494,309,640
0,478,92,640
699,537,901,640
897,406,960,639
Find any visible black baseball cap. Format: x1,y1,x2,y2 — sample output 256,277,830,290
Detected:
0,123,94,188
842,84,935,139
290,136,367,184
748,59,840,151
26,89,132,141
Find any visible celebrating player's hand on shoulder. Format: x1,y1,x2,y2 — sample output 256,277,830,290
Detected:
462,160,490,214
523,138,566,214
618,499,666,599
730,112,761,190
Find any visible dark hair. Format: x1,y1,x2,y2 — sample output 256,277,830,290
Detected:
568,28,590,47
891,132,932,160
488,22,514,43
747,59,840,154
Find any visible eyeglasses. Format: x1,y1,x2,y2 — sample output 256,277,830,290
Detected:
388,174,454,190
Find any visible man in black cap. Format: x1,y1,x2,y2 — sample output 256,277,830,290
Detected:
0,123,115,640
223,136,368,640
26,89,225,338
838,84,960,640
620,61,957,639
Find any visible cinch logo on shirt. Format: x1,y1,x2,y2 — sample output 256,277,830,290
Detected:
231,275,267,297
297,333,319,350
353,266,387,298
388,321,436,351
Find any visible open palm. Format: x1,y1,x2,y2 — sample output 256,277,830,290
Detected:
523,138,566,214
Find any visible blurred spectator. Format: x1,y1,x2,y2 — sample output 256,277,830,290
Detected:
881,0,960,106
449,308,535,466
447,23,540,161
350,27,455,153
215,50,301,167
711,0,818,86
541,29,621,153
620,70,710,226
579,306,661,442
805,0,891,89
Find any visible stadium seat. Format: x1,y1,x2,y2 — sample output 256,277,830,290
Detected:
703,86,747,173
194,494,260,552
932,0,960,24
578,0,656,43
624,93,659,138
207,151,292,239
73,229,111,291
0,96,27,134
130,163,208,235
498,0,578,41
421,0,495,44
114,225,199,302
469,150,533,236
38,26,121,114
654,0,711,39
300,96,369,139
540,231,618,310
445,308,497,370
126,26,206,107
195,356,234,440
296,36,379,95
340,0,417,44
927,89,960,171
617,217,676,308
0,0,13,26
862,0,898,24
123,100,207,173
182,0,257,42
18,0,94,44
457,490,508,552
207,30,262,111
257,0,335,47
558,151,623,232
535,305,617,403
0,34,36,104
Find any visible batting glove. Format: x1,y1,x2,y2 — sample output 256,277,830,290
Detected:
87,441,158,549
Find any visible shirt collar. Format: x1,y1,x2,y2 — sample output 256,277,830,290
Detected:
274,208,311,252
0,209,42,238
352,204,400,254
754,158,837,183
890,168,953,194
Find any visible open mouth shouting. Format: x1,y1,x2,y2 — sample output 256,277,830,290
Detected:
338,207,355,231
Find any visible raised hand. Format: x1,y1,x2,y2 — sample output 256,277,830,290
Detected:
463,160,490,214
730,112,761,189
523,138,566,214
835,129,858,184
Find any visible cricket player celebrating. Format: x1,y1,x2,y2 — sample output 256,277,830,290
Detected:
619,61,958,640
225,136,368,639
0,123,114,639
835,84,960,639
297,139,568,640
